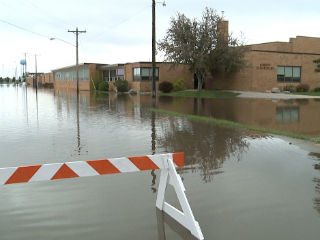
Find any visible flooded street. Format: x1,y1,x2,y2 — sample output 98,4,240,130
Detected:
0,85,320,240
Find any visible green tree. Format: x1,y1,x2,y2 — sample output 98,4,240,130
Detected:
158,7,247,91
314,58,320,72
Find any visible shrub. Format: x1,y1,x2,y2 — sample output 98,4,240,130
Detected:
98,81,109,91
159,81,173,93
172,78,185,91
314,87,320,92
296,84,309,92
114,79,129,92
282,85,295,93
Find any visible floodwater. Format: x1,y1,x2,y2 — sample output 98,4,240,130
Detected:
0,85,319,240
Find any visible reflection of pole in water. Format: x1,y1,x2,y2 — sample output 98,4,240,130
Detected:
25,84,29,125
35,87,39,126
76,95,81,155
151,98,157,192
67,90,70,114
151,110,156,153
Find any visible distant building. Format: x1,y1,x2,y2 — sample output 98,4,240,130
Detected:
38,72,54,87
52,63,102,91
52,62,193,92
206,21,320,91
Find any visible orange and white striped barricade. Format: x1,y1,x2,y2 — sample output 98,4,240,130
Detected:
0,152,204,240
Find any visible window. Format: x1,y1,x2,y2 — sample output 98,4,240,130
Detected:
292,67,300,82
277,66,301,83
276,106,299,122
133,68,140,81
103,68,124,82
133,67,159,81
117,68,124,76
277,67,284,82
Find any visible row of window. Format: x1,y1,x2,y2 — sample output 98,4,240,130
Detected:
102,67,159,82
277,66,301,83
54,66,303,83
55,68,90,82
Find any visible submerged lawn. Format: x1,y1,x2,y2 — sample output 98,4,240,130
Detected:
151,108,320,143
160,90,239,98
293,92,320,96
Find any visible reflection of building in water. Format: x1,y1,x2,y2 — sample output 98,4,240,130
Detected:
276,106,299,123
96,94,248,182
153,97,320,137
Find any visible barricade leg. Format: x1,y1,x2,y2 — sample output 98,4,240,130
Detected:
156,158,204,240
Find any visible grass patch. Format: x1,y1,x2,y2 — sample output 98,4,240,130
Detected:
151,108,320,143
293,92,320,96
160,90,239,98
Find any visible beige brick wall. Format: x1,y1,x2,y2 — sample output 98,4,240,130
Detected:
209,36,320,91
124,62,193,92
54,81,91,91
53,64,94,91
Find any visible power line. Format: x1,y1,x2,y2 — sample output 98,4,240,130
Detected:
0,18,50,39
90,5,150,41
21,0,70,27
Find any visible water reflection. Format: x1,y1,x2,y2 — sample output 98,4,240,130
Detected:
151,98,157,193
157,116,249,183
156,208,198,240
156,97,320,137
309,152,320,214
1,86,320,239
76,95,81,155
101,94,249,182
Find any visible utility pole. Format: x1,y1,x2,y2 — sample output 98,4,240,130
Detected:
34,54,38,92
151,1,165,98
152,0,156,98
68,28,86,97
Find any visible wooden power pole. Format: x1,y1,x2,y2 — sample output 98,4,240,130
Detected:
34,54,38,92
68,28,86,97
152,0,156,98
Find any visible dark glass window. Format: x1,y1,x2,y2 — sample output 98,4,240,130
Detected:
277,66,301,83
103,68,124,82
133,67,159,81
277,66,284,82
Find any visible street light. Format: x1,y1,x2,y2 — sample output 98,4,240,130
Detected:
50,37,75,47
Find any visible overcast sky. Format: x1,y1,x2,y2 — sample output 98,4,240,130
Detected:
0,0,319,78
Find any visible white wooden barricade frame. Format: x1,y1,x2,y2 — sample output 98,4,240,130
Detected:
0,153,204,239
156,156,204,240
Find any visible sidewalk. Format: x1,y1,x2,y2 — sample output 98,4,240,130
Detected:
230,90,320,99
